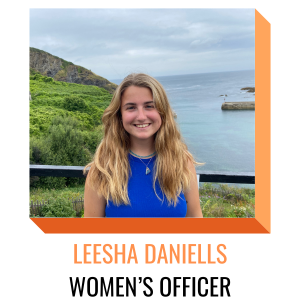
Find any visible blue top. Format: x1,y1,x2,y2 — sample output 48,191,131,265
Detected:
105,154,187,218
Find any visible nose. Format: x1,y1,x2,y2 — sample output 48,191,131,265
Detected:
136,107,146,121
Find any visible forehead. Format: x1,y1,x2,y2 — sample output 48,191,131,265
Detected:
121,86,153,104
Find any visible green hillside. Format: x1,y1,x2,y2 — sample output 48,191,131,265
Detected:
30,73,113,188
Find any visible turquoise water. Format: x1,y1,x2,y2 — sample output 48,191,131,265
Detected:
111,70,255,174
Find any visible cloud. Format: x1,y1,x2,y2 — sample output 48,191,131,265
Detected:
30,8,255,79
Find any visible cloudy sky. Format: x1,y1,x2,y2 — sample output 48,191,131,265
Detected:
30,9,255,81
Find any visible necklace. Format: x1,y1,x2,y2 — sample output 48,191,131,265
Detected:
129,150,156,158
129,150,156,175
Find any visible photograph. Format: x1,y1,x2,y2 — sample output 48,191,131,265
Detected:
29,8,255,218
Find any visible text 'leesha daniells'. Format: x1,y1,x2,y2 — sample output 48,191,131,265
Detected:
74,244,227,264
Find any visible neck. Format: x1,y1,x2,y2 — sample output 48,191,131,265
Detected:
130,137,156,157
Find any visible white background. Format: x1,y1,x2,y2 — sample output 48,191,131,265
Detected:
1,1,300,299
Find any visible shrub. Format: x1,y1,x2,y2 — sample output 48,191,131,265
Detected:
82,125,103,152
30,116,92,189
35,177,67,189
40,198,76,217
30,136,44,164
30,68,41,76
63,95,88,112
45,116,92,166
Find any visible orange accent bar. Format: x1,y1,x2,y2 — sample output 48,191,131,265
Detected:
255,10,271,233
31,218,269,234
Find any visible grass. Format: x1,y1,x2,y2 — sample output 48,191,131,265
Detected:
30,183,255,218
30,185,85,203
199,183,255,218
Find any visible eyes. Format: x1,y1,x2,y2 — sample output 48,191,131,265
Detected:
126,104,155,111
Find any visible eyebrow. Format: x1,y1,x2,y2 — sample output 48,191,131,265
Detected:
123,101,154,107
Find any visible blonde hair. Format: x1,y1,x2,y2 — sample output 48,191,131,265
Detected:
85,73,200,206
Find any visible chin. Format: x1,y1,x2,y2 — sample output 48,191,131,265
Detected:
136,135,152,140
131,133,154,140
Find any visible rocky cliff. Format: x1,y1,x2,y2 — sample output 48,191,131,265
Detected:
30,47,117,94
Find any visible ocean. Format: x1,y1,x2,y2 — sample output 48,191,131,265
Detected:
111,70,255,175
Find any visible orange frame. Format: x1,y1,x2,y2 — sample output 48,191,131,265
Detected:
31,10,270,234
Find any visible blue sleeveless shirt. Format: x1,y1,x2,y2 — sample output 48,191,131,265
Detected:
105,154,187,217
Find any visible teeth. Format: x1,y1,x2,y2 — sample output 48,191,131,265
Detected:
136,124,150,128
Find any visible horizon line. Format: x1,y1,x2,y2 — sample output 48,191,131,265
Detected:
109,69,255,82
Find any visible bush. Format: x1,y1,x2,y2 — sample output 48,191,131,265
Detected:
30,116,92,189
35,177,67,190
82,125,103,152
30,136,44,164
44,77,54,83
40,198,76,217
63,95,88,112
45,116,92,166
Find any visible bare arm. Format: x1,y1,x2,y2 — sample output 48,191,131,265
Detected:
84,174,106,217
184,161,203,218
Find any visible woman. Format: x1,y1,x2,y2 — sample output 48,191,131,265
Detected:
84,73,203,217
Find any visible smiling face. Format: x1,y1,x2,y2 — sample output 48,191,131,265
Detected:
121,85,162,144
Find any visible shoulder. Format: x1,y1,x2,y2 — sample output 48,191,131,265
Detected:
184,158,203,217
84,171,106,217
187,157,197,174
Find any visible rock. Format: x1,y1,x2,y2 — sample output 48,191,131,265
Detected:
30,49,62,77
241,87,255,93
222,101,255,110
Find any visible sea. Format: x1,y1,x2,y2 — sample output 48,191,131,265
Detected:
111,70,255,182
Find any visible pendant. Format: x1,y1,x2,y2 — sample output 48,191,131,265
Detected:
146,167,151,175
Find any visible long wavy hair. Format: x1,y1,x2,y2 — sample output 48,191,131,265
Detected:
85,73,200,206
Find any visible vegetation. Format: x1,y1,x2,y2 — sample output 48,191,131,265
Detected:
199,183,255,218
30,73,112,188
30,67,41,76
40,199,77,217
30,198,77,218
29,183,254,218
30,186,84,203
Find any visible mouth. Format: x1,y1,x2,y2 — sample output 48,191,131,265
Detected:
133,123,151,128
